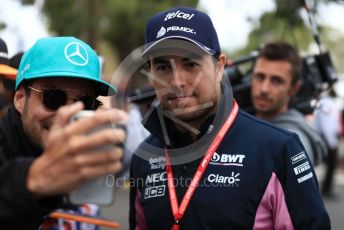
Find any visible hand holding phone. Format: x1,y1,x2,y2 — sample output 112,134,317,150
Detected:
26,104,125,203
68,110,119,206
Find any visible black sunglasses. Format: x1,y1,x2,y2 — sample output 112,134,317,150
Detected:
26,86,102,110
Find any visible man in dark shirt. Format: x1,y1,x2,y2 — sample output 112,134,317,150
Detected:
129,7,330,230
0,36,125,229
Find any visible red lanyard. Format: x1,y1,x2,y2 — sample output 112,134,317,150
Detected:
165,101,239,230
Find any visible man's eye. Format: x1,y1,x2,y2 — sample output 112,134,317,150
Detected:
156,65,170,71
185,62,198,69
253,74,264,82
271,77,284,85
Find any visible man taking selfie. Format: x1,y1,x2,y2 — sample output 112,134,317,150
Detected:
0,36,125,229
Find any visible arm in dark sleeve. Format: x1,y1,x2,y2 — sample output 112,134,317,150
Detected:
278,134,331,229
0,154,63,227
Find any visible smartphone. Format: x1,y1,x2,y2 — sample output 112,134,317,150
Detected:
68,110,115,206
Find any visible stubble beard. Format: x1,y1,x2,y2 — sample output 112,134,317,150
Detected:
21,102,44,150
162,92,219,129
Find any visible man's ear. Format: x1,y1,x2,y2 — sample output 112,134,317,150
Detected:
14,87,26,114
290,80,302,97
215,53,226,82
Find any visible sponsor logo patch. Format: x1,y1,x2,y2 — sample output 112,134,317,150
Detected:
297,172,313,183
64,42,89,66
145,172,167,185
293,161,311,175
209,152,245,166
20,64,30,75
164,10,195,21
291,151,307,164
149,156,165,170
207,172,240,187
144,185,166,199
156,26,196,38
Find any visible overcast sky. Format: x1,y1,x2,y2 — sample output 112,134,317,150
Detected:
0,0,48,56
1,0,344,56
199,0,275,51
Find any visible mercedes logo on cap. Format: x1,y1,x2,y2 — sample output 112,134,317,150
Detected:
64,42,89,66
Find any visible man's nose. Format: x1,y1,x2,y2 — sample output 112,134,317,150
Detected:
260,80,270,93
170,65,185,89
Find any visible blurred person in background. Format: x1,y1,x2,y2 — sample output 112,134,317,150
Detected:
314,87,341,198
0,36,125,229
107,87,152,187
118,87,153,185
0,38,18,117
9,51,24,69
251,41,327,166
96,63,153,187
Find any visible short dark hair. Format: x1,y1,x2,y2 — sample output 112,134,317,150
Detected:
258,42,302,85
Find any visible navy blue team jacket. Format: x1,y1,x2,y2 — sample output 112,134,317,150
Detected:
129,84,330,230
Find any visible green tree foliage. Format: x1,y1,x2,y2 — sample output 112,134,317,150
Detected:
319,27,344,73
233,0,314,57
231,0,344,74
0,22,6,31
41,0,197,60
20,0,34,4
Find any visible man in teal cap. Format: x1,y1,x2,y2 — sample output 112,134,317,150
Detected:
0,37,125,229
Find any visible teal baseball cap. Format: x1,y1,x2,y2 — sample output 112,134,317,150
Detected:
16,36,116,95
